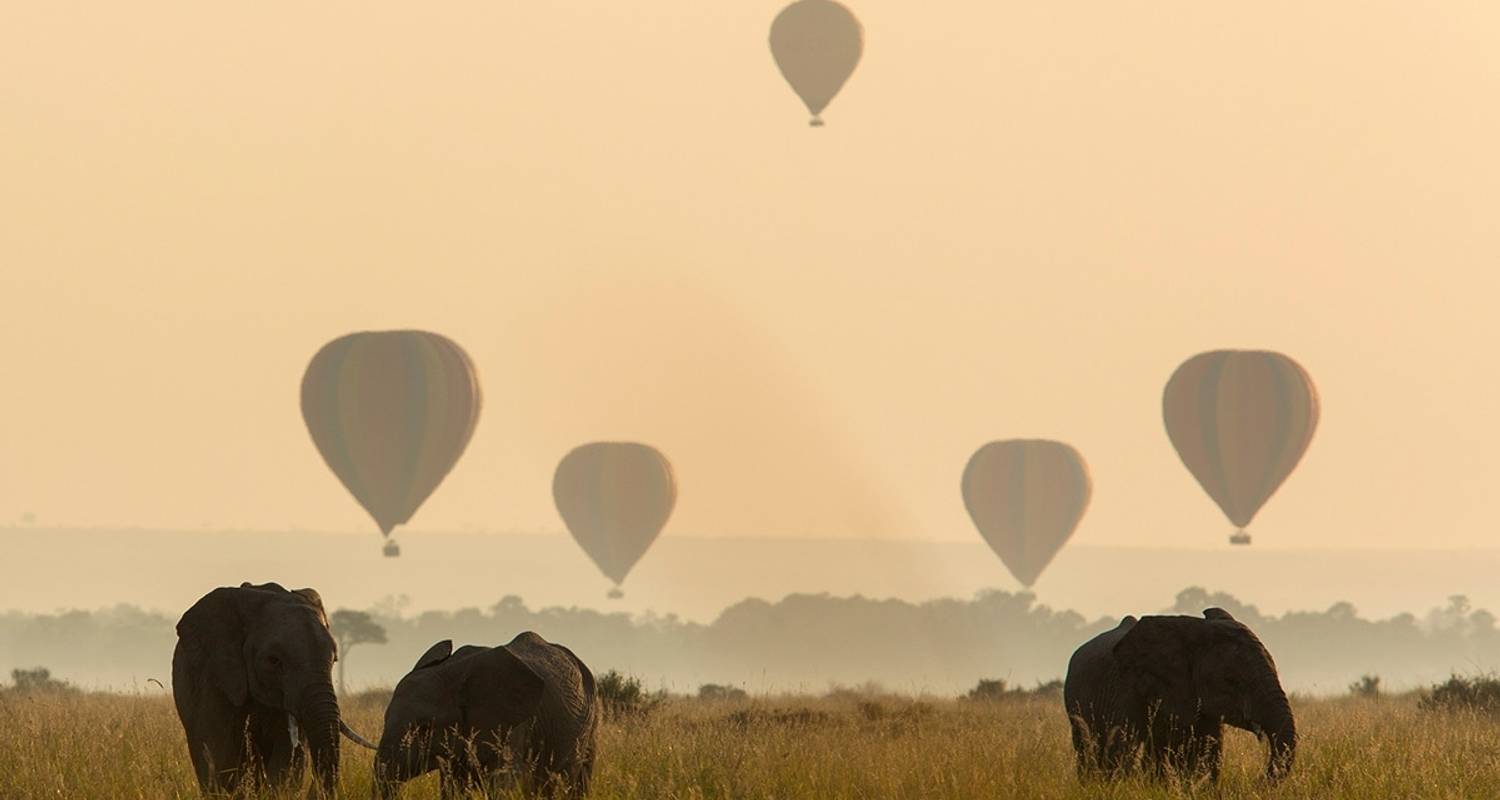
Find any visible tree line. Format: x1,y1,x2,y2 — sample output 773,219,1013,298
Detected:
3,588,1499,694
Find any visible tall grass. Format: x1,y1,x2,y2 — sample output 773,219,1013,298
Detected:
3,688,1500,798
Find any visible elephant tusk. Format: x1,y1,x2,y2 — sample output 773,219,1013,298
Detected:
341,720,379,750
287,713,300,750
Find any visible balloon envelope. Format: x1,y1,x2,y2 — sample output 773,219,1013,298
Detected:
769,0,863,125
1162,350,1319,534
961,440,1091,587
553,442,676,587
301,330,481,538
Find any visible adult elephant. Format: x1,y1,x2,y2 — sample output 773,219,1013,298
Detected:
172,582,377,795
1063,608,1295,783
375,631,600,798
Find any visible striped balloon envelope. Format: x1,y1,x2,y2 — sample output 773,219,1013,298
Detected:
301,331,481,550
961,440,1092,588
1162,350,1319,544
553,442,676,597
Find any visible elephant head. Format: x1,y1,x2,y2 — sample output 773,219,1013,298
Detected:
176,582,350,793
1112,608,1296,780
374,640,545,795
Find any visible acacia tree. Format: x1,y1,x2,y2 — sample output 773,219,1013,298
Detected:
330,610,387,696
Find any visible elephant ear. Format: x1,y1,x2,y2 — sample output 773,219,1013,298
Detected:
290,588,330,629
176,587,251,706
459,647,546,734
1112,616,1204,702
413,640,454,671
1203,607,1235,622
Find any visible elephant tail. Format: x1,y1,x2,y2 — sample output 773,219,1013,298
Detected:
340,719,378,750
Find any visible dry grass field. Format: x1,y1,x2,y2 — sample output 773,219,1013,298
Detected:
3,689,1500,799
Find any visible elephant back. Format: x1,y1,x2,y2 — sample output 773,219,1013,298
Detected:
1064,617,1136,715
503,632,599,784
505,633,592,723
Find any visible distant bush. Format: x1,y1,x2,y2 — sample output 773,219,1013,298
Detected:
725,707,831,729
6,667,76,695
1030,679,1064,699
824,681,890,703
854,698,935,726
1419,674,1500,714
698,683,748,702
596,670,664,719
963,678,1062,702
1349,674,1382,699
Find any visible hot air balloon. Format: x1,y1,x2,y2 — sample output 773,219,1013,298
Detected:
1162,350,1319,545
301,330,481,556
553,442,676,598
961,440,1092,588
769,0,863,126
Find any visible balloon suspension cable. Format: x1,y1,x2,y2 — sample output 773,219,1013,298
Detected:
1229,529,1252,546
809,116,825,127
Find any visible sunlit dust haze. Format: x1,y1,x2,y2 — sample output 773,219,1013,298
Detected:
3,1,1500,615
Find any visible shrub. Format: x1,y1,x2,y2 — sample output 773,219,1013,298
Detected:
698,683,748,702
824,681,889,703
596,670,664,718
964,678,1011,702
1419,674,1500,714
1349,674,1382,699
6,668,75,694
725,708,831,729
963,678,1062,702
1028,679,1063,699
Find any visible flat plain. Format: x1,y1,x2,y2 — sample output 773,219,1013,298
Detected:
2,690,1497,799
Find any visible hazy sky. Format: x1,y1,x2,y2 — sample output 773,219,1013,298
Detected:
4,2,1498,550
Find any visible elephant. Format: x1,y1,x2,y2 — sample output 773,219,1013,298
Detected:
1063,608,1295,784
172,582,377,796
374,631,600,798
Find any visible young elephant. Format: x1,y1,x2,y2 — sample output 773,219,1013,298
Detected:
1063,608,1295,783
375,632,600,798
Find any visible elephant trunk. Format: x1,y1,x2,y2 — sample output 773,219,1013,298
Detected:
298,681,342,795
1257,683,1296,780
373,731,426,800
372,745,399,800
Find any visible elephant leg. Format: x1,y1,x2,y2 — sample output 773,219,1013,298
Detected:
1144,726,1181,780
185,712,251,794
1098,720,1140,774
569,759,594,800
247,707,302,788
1196,727,1224,783
1069,716,1096,778
1147,716,1192,780
1155,723,1219,784
440,754,482,800
1176,721,1222,783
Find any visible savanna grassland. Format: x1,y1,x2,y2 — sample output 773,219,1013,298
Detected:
3,689,1499,799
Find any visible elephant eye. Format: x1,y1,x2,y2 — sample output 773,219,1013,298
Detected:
268,654,283,669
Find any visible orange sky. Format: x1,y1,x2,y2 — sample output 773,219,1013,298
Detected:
3,2,1498,549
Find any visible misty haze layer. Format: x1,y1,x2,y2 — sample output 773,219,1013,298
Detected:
5,530,1500,694
3,586,1493,697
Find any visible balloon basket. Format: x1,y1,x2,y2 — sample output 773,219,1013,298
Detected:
383,540,402,558
607,587,624,600
808,116,825,127
1228,531,1251,546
